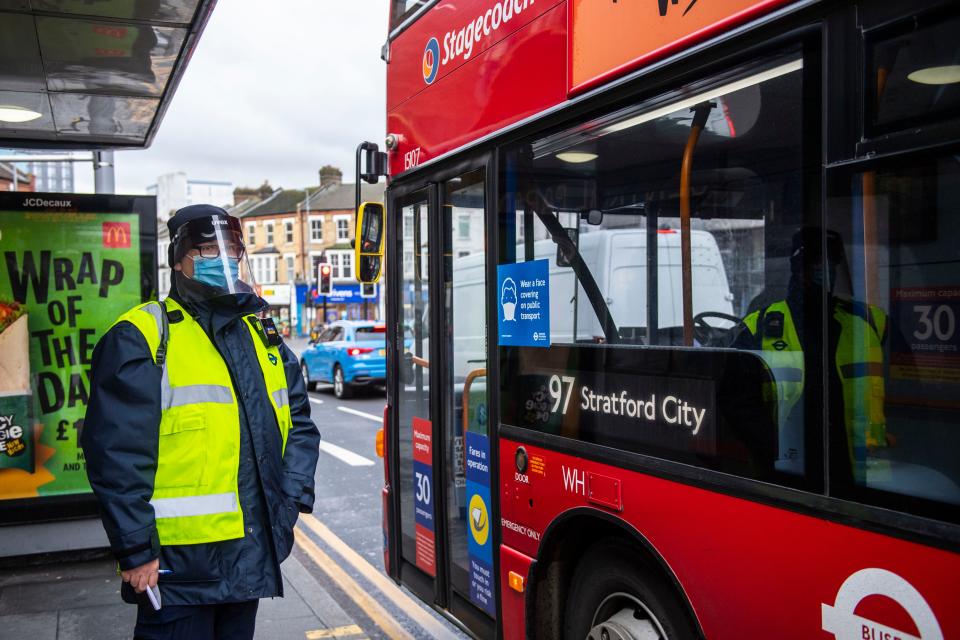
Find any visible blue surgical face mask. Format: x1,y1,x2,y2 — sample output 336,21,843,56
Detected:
191,256,240,290
809,265,837,291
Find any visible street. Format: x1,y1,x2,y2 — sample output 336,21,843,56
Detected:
293,376,467,640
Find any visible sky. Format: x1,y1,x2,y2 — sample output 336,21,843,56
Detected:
76,1,390,195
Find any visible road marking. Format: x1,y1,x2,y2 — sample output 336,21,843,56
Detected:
305,624,365,638
319,441,375,467
310,397,324,406
336,406,381,423
295,529,413,640
301,515,460,640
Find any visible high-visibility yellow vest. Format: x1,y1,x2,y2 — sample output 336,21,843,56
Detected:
114,297,292,546
743,299,887,481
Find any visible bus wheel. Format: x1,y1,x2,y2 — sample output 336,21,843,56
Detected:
564,539,696,640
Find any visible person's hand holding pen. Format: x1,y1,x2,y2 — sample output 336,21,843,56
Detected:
121,558,159,593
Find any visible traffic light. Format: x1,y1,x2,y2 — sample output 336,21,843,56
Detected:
318,263,332,295
361,282,376,298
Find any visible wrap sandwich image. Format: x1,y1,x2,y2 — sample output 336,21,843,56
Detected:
0,300,35,472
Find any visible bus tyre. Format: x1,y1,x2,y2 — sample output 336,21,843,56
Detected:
564,539,697,640
301,362,317,391
333,365,353,399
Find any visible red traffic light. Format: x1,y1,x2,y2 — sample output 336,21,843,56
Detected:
320,265,331,275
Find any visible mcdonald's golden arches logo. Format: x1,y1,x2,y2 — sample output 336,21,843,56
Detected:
102,221,131,248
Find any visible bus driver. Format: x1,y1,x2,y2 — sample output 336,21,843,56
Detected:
736,227,888,485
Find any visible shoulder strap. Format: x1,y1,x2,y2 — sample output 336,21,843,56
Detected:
154,300,170,367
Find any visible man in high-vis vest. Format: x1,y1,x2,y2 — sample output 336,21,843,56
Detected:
736,227,888,486
82,205,320,639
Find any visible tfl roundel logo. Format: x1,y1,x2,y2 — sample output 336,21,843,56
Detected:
422,37,440,85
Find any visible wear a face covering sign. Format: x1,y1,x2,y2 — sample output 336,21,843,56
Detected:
0,198,146,503
497,259,550,347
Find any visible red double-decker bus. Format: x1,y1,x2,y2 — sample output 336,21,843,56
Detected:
375,1,960,638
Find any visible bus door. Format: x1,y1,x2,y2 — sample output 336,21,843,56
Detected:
387,163,496,638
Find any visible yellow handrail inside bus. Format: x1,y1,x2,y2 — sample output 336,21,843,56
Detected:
680,102,713,346
862,67,889,309
462,368,487,472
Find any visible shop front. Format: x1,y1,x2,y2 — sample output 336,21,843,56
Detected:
311,282,380,323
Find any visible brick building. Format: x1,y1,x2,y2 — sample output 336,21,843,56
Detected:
233,167,385,332
0,163,35,192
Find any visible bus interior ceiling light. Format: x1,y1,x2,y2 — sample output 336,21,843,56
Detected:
0,105,42,123
907,65,960,85
556,151,598,164
533,58,803,162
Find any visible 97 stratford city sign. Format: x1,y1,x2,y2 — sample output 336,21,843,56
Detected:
0,193,151,507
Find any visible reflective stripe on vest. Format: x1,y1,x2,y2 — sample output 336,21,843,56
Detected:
151,493,237,519
114,298,293,546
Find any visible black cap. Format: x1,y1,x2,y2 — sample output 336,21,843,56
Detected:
790,227,846,273
167,204,240,267
167,204,230,237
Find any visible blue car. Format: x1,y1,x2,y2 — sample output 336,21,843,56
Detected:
300,321,387,398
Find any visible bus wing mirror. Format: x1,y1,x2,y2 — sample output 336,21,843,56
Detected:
586,209,603,225
355,201,384,284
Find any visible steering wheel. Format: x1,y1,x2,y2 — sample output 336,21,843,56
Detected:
693,311,746,348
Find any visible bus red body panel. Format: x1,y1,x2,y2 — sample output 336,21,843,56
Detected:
387,0,566,177
499,543,534,640
499,438,959,639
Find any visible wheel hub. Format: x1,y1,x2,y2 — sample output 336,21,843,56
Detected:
587,609,660,640
587,593,667,640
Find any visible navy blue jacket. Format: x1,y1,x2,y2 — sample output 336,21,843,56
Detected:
82,292,320,605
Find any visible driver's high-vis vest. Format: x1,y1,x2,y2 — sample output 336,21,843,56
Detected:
743,299,887,481
114,298,292,546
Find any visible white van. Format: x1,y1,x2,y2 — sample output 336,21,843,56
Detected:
445,227,734,378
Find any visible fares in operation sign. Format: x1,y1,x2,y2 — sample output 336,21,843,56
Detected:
497,259,550,347
465,431,494,615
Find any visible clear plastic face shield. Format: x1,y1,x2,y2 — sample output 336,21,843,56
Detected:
171,215,258,302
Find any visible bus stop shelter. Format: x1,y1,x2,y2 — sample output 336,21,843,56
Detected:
0,0,216,558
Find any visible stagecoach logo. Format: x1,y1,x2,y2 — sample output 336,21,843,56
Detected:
422,37,440,84
102,221,131,248
821,568,943,640
422,0,538,85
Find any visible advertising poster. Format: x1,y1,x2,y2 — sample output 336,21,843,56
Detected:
466,431,494,615
0,193,155,517
412,416,436,576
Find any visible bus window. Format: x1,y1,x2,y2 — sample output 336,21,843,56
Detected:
868,10,960,134
828,156,960,521
442,169,490,607
499,54,819,486
390,0,431,31
397,193,432,568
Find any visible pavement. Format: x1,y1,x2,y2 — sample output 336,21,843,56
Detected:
0,550,364,640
